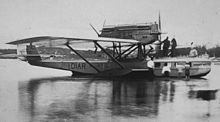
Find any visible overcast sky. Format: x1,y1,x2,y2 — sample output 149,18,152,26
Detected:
0,0,220,48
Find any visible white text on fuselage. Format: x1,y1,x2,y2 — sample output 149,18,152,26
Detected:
70,63,86,69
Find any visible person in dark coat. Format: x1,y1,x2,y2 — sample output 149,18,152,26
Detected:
162,37,170,57
185,61,190,80
170,38,177,57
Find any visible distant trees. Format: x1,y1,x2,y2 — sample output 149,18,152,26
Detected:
195,45,207,56
175,45,220,57
207,45,220,57
175,48,191,56
0,49,16,54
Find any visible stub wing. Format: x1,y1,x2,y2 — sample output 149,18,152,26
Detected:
6,36,138,46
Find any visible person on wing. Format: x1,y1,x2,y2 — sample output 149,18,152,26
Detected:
176,64,184,78
147,56,154,69
185,61,191,80
189,42,198,57
170,38,177,57
147,56,155,78
162,37,170,57
189,48,198,57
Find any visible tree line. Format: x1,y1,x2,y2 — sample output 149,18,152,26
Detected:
175,45,220,57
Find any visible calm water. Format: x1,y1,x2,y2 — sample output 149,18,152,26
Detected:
0,59,220,122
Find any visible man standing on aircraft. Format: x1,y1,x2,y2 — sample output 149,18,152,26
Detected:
162,62,171,77
170,38,177,57
185,61,191,80
147,56,155,78
162,37,170,57
189,42,198,57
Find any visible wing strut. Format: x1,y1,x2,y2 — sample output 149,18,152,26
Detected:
94,41,124,69
66,42,100,73
123,46,138,59
116,44,136,59
90,24,100,37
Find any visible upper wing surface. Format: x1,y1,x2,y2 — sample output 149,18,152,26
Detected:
6,36,138,45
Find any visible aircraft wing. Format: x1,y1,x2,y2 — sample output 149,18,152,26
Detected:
6,36,139,46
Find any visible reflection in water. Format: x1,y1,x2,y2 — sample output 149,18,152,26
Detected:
111,79,160,117
18,76,220,122
18,76,179,122
160,80,176,102
196,90,218,101
186,79,219,117
19,77,97,122
187,78,217,100
2,59,220,122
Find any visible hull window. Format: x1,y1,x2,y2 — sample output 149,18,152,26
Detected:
155,62,161,68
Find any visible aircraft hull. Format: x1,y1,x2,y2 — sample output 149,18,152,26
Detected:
28,59,151,77
153,58,211,77
28,58,211,78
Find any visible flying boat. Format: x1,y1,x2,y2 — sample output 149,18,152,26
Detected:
7,14,211,78
7,33,158,77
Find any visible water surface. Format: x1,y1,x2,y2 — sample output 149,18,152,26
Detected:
0,59,220,122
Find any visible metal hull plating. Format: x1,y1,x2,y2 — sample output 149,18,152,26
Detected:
153,58,211,77
28,58,211,78
28,59,150,76
154,67,211,77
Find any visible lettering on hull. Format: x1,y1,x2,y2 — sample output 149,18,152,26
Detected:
70,63,86,70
